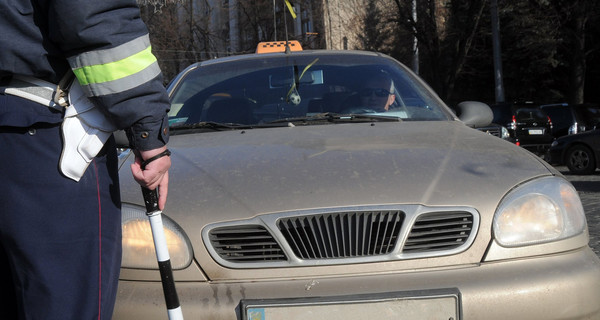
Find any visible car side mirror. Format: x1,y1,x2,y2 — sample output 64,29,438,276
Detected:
455,101,493,128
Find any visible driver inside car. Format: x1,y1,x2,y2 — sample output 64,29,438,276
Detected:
358,71,396,112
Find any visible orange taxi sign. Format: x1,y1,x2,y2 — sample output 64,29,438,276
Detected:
256,41,303,54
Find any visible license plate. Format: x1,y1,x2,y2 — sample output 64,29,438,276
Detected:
528,129,543,135
242,289,460,320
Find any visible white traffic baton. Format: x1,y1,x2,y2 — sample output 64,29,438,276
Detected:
140,150,183,320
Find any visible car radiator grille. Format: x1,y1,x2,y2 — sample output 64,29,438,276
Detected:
208,225,288,262
278,211,403,259
205,206,478,268
403,211,474,253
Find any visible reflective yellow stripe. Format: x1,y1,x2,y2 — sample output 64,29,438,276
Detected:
284,0,297,19
73,46,157,85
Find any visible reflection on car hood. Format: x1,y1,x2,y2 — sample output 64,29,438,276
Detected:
119,121,551,229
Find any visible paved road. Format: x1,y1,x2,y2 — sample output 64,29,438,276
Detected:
556,166,600,257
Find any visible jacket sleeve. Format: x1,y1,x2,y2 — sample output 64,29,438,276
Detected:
47,0,169,151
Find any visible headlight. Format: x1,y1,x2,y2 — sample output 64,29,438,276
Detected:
493,176,586,247
501,126,510,140
121,203,194,270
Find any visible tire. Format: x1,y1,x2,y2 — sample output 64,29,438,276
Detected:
566,145,596,175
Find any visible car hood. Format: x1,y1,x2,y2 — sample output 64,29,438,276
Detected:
121,121,549,212
556,128,600,143
119,121,553,278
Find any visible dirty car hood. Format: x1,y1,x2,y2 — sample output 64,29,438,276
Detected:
120,121,552,228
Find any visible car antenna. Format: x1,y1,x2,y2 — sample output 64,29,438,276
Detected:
283,0,291,54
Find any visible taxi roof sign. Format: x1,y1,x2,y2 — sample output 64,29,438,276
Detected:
256,41,303,54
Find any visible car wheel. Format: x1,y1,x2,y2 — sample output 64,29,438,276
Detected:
566,145,596,174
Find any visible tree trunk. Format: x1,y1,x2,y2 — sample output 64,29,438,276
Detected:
569,12,587,105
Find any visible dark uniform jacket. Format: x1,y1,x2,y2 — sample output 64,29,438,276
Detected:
0,0,169,151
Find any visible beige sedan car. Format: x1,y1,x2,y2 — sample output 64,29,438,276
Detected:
113,44,600,320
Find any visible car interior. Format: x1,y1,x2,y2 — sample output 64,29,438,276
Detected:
168,62,449,126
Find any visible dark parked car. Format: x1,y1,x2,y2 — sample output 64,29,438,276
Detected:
541,103,600,139
548,129,600,174
490,103,554,156
511,107,554,154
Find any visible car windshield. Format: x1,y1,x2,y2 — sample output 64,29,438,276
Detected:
515,108,548,121
542,106,573,128
167,52,452,128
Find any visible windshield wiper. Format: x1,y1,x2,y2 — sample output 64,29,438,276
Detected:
169,121,293,134
169,113,401,134
267,112,401,125
170,121,250,132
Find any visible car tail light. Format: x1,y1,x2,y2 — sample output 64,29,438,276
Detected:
548,116,553,129
509,115,517,130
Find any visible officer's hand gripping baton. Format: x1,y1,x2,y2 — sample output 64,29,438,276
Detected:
140,151,183,320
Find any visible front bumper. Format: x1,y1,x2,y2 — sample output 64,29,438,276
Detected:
113,247,600,320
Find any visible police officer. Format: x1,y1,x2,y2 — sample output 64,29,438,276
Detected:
0,0,171,319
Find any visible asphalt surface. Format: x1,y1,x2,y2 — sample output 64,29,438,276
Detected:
556,166,600,257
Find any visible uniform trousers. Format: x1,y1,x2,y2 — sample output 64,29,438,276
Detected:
0,96,122,319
